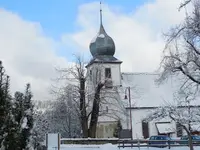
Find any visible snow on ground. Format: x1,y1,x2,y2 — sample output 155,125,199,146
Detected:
60,144,200,150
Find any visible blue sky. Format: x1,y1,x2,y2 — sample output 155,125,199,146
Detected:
0,0,152,39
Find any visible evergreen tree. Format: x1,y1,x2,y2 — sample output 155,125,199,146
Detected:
12,91,25,150
3,113,20,150
0,61,19,150
0,61,34,149
21,83,34,149
113,120,122,138
0,61,8,147
13,92,24,125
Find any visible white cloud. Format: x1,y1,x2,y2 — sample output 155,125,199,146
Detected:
0,8,68,101
62,0,187,72
0,0,191,101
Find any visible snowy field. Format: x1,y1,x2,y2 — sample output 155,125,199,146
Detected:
60,144,200,150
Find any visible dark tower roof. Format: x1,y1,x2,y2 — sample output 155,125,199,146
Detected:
86,2,122,68
89,2,115,57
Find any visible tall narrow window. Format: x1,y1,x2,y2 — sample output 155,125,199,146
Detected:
90,70,92,81
105,68,112,88
106,106,108,113
95,69,99,84
105,68,111,78
142,121,149,139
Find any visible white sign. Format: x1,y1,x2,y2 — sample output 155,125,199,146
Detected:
46,133,60,150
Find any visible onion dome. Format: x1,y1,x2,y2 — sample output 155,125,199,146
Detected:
89,4,115,57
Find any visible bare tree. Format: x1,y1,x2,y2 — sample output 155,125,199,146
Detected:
159,0,200,93
52,55,89,137
179,0,192,10
32,109,50,149
53,55,124,138
144,90,200,150
49,90,81,138
155,2,200,149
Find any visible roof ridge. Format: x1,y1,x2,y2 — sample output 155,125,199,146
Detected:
121,72,159,75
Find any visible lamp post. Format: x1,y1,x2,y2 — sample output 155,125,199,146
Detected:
124,87,133,140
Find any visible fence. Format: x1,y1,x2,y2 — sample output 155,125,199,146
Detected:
61,138,200,149
118,139,200,149
61,138,119,145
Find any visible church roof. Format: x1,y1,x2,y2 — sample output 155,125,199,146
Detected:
89,2,115,58
118,73,200,108
89,24,115,57
86,55,122,68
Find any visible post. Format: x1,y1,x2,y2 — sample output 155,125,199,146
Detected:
128,87,133,140
124,87,133,141
168,140,171,149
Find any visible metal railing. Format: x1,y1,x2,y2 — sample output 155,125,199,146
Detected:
61,138,119,145
118,139,200,149
61,138,200,149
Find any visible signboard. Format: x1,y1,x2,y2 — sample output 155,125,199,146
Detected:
120,129,132,139
46,133,60,150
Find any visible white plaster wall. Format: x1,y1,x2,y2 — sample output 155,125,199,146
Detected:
97,89,127,123
121,109,177,139
96,121,118,138
87,63,121,87
86,62,126,128
131,109,150,139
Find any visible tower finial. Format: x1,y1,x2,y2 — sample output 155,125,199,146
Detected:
100,1,102,25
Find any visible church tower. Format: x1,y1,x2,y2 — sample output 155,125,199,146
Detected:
86,3,122,88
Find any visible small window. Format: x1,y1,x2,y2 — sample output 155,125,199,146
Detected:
90,70,92,81
95,69,99,84
105,68,111,78
106,106,108,113
142,121,149,139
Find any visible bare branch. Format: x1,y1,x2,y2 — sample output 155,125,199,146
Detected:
179,0,192,11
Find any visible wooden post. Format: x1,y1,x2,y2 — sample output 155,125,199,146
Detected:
168,140,171,149
138,139,140,150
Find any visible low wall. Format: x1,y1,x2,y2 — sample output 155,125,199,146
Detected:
61,138,121,145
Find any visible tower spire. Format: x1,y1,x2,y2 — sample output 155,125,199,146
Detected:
100,1,102,25
99,1,106,34
89,1,116,58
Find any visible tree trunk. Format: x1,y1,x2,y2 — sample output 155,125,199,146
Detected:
79,78,88,138
88,96,99,138
88,83,104,138
182,124,194,150
81,119,88,138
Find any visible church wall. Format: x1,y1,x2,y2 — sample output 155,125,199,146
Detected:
87,63,121,87
131,109,150,139
123,109,177,139
86,62,126,138
96,121,118,138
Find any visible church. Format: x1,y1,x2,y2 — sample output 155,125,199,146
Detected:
85,6,200,139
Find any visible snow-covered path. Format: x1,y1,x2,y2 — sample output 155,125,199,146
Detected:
60,144,200,150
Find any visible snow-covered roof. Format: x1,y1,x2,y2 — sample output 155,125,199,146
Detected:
86,55,122,68
191,124,200,132
118,72,199,108
156,122,175,134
